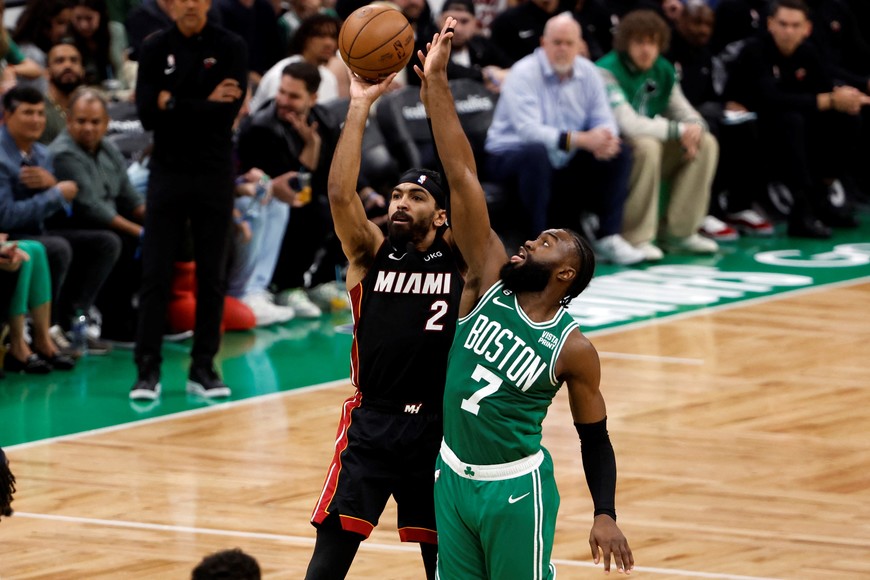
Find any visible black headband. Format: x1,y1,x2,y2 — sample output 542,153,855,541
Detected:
398,169,446,209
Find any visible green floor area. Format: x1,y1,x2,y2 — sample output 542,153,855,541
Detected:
2,216,869,447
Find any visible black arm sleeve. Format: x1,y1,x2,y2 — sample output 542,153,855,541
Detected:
576,417,617,521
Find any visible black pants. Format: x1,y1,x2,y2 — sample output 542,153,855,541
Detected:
135,167,233,370
486,143,632,240
97,232,142,342
758,109,861,217
12,230,121,329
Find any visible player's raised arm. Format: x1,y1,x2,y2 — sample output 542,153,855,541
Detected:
416,19,506,290
327,73,395,283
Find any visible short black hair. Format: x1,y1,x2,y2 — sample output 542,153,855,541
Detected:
441,0,475,17
0,447,15,521
771,0,810,18
191,548,261,580
67,86,108,114
282,61,322,94
561,229,595,307
3,86,45,114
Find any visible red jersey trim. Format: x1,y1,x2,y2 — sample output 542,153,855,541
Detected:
348,282,363,387
310,391,363,525
339,514,375,538
399,526,438,544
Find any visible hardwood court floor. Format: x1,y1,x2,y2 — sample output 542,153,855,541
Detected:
1,282,869,579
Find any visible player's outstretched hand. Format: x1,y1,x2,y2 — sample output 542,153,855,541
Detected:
414,17,455,84
589,515,634,574
349,71,397,105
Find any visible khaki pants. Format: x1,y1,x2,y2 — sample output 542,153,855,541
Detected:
622,133,718,245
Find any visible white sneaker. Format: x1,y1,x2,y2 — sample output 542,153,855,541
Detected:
594,234,645,265
243,291,295,326
725,209,774,236
278,288,322,318
307,281,350,311
635,242,664,262
664,233,719,254
699,215,739,241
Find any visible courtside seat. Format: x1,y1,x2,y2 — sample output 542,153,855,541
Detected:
322,98,403,195
376,81,521,246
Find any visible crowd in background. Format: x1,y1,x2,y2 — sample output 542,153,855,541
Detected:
0,0,868,377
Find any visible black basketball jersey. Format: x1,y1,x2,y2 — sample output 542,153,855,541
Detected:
348,233,464,412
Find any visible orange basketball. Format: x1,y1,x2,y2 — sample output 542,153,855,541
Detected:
339,5,414,83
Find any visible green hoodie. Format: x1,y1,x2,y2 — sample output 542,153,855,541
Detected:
596,50,676,119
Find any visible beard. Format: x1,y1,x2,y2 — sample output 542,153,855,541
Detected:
387,211,433,249
499,259,550,294
52,76,83,94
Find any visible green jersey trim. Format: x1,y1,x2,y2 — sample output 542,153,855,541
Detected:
548,320,580,385
458,280,509,325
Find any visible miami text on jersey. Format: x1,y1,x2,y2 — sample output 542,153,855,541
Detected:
373,271,454,294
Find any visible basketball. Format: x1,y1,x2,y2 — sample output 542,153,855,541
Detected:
339,5,414,82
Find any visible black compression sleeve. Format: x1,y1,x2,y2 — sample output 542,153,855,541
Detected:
575,417,617,521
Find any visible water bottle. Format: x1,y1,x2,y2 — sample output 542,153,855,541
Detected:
71,309,88,356
244,177,270,221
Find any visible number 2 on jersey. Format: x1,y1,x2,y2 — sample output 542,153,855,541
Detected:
425,300,448,331
460,364,503,415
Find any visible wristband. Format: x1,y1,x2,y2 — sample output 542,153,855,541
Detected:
560,132,571,151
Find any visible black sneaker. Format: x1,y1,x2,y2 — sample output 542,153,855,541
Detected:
129,367,161,401
186,365,231,399
787,216,831,239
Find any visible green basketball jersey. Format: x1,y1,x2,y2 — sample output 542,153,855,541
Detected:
443,281,581,465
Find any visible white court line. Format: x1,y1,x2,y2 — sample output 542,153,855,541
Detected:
8,275,869,452
598,351,704,365
584,274,870,339
11,512,784,580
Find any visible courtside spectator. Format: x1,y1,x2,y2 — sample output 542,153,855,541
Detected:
40,41,85,145
49,88,145,343
0,86,120,352
722,0,869,238
485,13,643,265
598,9,719,259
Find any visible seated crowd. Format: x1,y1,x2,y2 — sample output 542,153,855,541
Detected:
0,0,868,377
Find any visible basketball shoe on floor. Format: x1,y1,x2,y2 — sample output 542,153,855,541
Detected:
699,215,739,241
129,367,161,401
277,288,322,318
634,242,664,262
662,233,719,254
186,365,231,399
307,281,350,311
594,234,646,265
243,290,295,327
725,209,774,236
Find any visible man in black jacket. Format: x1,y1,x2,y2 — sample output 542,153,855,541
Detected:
723,0,869,238
130,0,247,402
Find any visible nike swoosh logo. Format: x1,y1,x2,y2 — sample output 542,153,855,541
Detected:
164,67,175,75
508,492,530,504
492,296,513,310
518,30,535,39
388,252,406,261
